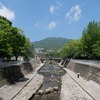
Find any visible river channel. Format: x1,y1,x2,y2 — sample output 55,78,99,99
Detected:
31,62,66,100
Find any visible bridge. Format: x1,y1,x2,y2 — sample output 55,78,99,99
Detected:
40,57,61,62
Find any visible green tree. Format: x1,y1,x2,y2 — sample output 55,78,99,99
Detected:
23,38,34,61
0,16,13,59
60,39,83,59
82,21,100,59
0,16,34,61
92,40,100,59
11,28,26,60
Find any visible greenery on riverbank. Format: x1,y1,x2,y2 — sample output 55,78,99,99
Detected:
52,21,100,60
0,15,100,60
0,16,34,61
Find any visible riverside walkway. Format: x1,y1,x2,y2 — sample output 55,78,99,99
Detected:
62,68,100,100
59,60,100,100
0,63,44,100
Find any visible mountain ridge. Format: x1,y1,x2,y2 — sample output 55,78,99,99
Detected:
32,37,71,50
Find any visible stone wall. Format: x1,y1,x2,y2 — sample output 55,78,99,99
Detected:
0,58,42,87
63,60,100,84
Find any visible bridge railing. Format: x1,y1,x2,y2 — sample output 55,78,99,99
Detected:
40,57,61,60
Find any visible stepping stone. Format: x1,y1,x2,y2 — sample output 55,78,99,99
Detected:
38,90,44,95
53,87,59,91
45,87,53,94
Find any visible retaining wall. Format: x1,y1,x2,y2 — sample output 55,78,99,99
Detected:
0,58,42,87
63,60,100,84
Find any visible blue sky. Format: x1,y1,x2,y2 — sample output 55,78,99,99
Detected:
0,0,100,42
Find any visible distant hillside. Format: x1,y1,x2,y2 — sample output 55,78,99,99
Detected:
32,37,71,50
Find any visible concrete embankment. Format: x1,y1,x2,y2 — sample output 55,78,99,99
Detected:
0,58,42,87
62,59,100,84
0,58,44,100
60,59,100,100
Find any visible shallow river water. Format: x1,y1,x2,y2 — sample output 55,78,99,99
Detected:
31,62,66,100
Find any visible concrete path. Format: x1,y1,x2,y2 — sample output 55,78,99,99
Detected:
0,63,44,100
60,74,93,100
13,74,43,100
62,68,100,100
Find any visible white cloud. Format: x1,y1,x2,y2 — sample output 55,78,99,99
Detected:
34,20,57,30
66,5,81,22
0,3,15,20
50,5,55,14
48,21,56,30
49,2,62,14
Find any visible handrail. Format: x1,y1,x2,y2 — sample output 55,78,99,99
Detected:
0,61,23,69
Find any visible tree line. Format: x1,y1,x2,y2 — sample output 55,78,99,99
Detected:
0,16,34,61
51,21,100,60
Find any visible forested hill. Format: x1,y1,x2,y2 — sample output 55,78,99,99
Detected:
33,37,71,50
